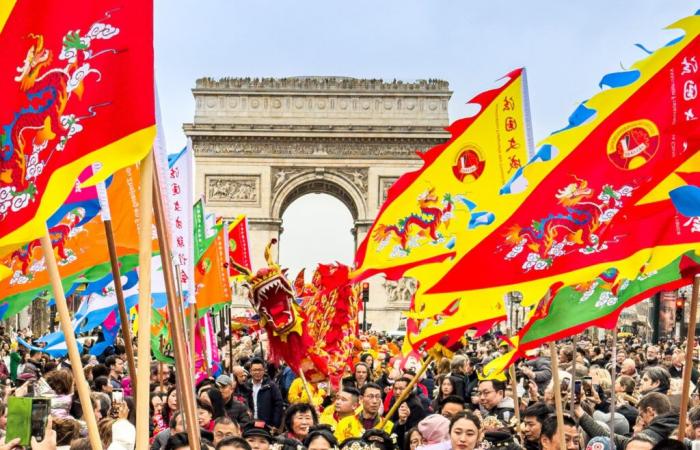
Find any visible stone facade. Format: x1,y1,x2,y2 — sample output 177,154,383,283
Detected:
185,76,451,331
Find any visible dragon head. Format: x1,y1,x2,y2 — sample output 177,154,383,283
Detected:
417,188,439,207
15,34,52,91
555,178,592,206
233,239,298,334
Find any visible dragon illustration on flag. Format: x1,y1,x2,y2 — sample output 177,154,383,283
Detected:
0,1,155,249
1,17,119,214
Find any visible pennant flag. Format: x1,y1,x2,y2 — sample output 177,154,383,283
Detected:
0,0,155,249
194,312,221,383
0,166,142,314
195,224,232,311
17,335,83,359
227,216,252,278
167,145,195,301
426,13,700,310
485,250,700,375
352,68,534,282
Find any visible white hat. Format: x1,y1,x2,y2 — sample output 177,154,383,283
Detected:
108,419,136,450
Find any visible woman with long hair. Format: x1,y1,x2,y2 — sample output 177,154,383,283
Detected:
431,375,457,412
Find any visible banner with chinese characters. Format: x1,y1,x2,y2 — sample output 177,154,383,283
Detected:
426,13,700,312
167,145,194,303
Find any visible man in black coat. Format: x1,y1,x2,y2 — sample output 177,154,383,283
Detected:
246,358,284,430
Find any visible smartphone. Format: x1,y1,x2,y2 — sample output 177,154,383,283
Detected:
6,397,50,446
574,380,582,398
560,378,570,393
112,389,124,403
31,399,50,442
583,377,593,396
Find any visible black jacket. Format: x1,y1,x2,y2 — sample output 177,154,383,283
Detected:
388,391,427,429
246,377,284,428
225,397,252,427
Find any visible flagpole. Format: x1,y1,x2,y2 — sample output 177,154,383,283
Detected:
678,274,700,440
548,342,566,450
40,229,102,449
135,152,154,450
570,335,577,418
378,355,434,430
506,326,521,428
228,305,234,374
609,323,618,449
103,219,138,397
298,367,315,407
159,335,165,394
152,159,201,450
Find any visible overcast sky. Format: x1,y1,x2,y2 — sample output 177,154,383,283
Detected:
154,1,697,275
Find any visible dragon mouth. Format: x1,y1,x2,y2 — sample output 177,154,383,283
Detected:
252,275,296,331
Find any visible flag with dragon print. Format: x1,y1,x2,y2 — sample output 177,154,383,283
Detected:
425,12,700,313
483,249,700,376
0,0,155,263
351,68,535,283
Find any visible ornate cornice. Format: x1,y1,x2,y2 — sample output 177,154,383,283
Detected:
194,76,450,93
190,136,441,159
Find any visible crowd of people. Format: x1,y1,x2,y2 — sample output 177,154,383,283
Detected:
0,328,699,450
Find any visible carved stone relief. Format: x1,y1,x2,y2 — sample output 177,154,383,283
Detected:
384,277,418,304
378,177,399,206
271,166,368,200
205,175,260,205
193,138,434,159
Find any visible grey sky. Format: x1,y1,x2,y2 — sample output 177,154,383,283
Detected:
154,1,697,275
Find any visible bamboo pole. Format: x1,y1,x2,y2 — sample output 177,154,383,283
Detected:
135,152,154,450
298,367,315,407
378,355,434,429
152,160,201,450
678,274,700,440
103,220,138,397
228,306,234,374
40,230,102,449
506,326,521,428
609,324,618,449
549,342,567,450
570,335,577,418
159,335,165,394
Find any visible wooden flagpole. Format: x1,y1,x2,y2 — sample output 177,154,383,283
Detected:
570,335,577,418
40,230,102,449
379,355,434,429
152,158,201,450
549,342,567,450
103,219,138,396
678,274,700,440
135,152,154,450
609,323,618,449
298,367,315,407
228,305,234,374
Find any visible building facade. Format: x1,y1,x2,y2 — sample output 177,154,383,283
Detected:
185,76,451,330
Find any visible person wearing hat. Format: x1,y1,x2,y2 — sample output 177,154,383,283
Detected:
216,374,252,426
243,420,275,450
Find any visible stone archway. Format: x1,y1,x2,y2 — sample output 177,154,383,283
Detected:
185,76,451,330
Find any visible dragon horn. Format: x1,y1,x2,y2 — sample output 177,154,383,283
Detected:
264,239,278,267
230,260,252,277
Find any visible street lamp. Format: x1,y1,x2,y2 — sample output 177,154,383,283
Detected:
361,282,370,333
508,291,523,331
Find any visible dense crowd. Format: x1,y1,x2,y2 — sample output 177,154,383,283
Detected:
1,327,699,450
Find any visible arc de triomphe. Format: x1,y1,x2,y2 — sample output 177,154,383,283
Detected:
184,77,451,331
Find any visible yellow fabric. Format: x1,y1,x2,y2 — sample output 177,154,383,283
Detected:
334,413,393,443
0,0,16,33
287,377,326,407
0,125,155,250
352,70,532,281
